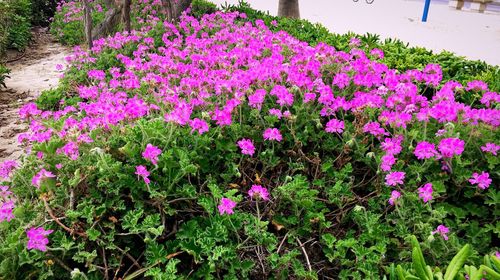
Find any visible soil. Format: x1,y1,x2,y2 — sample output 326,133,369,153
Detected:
0,28,70,162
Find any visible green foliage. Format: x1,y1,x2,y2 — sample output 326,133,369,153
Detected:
0,0,32,52
0,64,10,88
387,236,500,280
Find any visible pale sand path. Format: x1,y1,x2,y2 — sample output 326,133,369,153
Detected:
0,32,70,162
210,0,500,65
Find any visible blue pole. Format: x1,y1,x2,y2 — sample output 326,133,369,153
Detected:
422,0,431,22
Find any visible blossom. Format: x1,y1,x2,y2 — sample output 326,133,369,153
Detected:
248,89,266,109
248,185,270,201
414,141,438,160
0,201,15,222
469,172,492,190
57,141,79,160
26,227,53,251
438,138,465,158
263,128,282,142
135,165,150,184
363,122,387,137
237,139,255,156
31,169,56,189
218,198,237,215
325,119,345,134
432,225,449,240
381,154,397,172
388,190,401,205
418,183,433,203
385,171,405,186
142,144,162,165
0,160,18,179
0,185,12,198
189,118,209,135
481,143,499,156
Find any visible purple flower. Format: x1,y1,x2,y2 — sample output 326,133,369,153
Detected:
325,119,345,134
26,227,53,251
469,172,492,190
418,183,433,203
363,122,387,137
0,160,18,179
248,185,270,201
438,138,464,158
248,89,266,109
263,128,282,142
432,225,449,240
31,169,56,189
385,171,405,186
142,144,162,165
237,139,255,156
135,165,150,185
481,143,499,156
381,154,397,172
189,118,209,135
0,185,12,198
218,198,237,215
388,190,401,205
414,141,438,160
0,201,15,222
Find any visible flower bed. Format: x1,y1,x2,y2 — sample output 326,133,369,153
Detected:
1,5,499,280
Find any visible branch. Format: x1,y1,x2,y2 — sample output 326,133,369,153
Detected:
42,196,87,238
296,237,312,272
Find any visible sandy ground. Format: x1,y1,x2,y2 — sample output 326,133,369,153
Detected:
0,30,70,162
210,0,500,65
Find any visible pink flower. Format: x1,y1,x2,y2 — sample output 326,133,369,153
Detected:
135,165,150,185
237,139,255,156
432,225,450,240
0,201,15,222
189,118,209,135
381,154,397,172
31,169,56,189
142,144,162,165
58,141,79,160
248,89,266,109
381,136,403,155
218,198,237,215
438,138,465,158
481,143,499,156
414,141,438,160
418,183,433,203
263,128,282,142
385,171,405,186
363,122,387,137
26,227,53,251
325,119,345,134
269,108,282,119
469,172,492,190
388,190,401,205
0,160,18,179
248,185,270,201
0,185,12,198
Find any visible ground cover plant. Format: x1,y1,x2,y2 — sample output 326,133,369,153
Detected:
0,2,499,280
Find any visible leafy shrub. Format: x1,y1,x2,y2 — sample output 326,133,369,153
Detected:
0,64,10,88
50,0,107,45
1,5,499,280
0,0,32,52
30,0,58,26
386,236,500,280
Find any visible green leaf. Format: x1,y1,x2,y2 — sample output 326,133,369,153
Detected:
410,236,431,280
444,244,471,280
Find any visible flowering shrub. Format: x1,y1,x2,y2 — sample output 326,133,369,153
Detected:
1,4,499,280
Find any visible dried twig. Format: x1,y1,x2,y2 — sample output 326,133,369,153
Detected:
42,196,87,238
296,237,312,272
